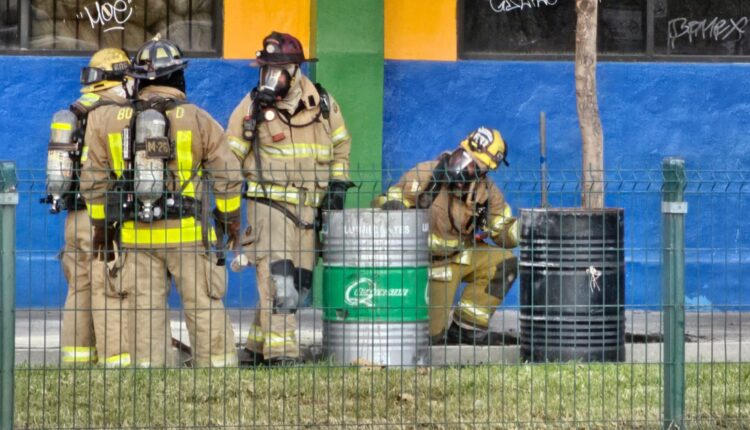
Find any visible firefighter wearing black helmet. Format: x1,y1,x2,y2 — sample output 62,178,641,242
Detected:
374,127,519,345
224,31,353,366
81,36,243,367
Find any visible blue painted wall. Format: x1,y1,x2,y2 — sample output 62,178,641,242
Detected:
7,56,750,310
383,60,750,310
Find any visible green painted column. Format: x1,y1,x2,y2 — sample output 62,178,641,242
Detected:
310,0,384,208
310,0,384,308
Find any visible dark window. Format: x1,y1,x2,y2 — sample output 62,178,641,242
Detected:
0,0,221,55
460,0,646,57
0,1,20,49
459,0,750,60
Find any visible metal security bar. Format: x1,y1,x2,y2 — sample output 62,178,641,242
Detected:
5,163,750,428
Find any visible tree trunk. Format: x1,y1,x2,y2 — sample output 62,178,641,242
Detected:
575,0,604,209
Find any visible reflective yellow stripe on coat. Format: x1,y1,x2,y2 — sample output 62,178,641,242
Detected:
330,126,349,146
120,217,216,246
108,132,124,178
176,130,195,198
87,203,106,221
258,142,332,161
245,181,323,208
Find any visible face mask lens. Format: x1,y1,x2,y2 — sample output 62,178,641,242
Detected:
447,150,480,183
260,65,292,97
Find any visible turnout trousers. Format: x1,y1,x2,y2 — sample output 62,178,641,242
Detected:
61,209,130,366
428,244,516,338
243,200,316,360
121,245,237,367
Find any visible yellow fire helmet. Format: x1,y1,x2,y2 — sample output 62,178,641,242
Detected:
80,48,131,94
459,126,509,170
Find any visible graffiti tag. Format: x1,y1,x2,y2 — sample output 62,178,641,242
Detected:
77,0,134,33
668,17,750,49
489,0,559,14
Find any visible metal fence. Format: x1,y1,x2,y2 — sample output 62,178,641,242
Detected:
2,160,750,429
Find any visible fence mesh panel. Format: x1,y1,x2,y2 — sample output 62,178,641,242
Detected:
6,166,750,429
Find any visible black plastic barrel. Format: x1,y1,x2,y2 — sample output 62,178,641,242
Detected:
519,208,625,362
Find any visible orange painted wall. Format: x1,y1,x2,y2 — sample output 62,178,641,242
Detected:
223,0,312,60
384,0,456,61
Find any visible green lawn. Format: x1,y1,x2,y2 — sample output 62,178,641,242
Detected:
13,363,750,429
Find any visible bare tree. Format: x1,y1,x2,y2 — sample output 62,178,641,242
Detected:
575,0,604,209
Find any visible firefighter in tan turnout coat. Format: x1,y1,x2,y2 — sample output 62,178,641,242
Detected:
375,127,519,345
81,38,242,367
45,48,131,366
225,32,352,365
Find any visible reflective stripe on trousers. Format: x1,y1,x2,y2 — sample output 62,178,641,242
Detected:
104,353,132,368
62,346,98,364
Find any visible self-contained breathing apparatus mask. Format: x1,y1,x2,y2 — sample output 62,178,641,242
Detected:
257,64,296,107
44,110,81,213
446,148,487,186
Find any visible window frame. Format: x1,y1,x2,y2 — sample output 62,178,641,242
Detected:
457,0,750,62
0,0,223,57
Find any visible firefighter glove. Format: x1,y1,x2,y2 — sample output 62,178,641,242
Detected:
320,180,351,211
381,200,407,211
213,208,242,249
92,224,117,262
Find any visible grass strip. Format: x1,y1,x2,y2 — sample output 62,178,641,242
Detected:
13,363,750,429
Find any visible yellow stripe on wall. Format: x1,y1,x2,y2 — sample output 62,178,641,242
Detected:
224,0,312,60
384,0,457,61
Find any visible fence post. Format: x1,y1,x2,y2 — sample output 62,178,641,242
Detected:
662,157,686,430
0,161,18,430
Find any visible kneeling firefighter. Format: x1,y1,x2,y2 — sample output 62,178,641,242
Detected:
373,127,519,345
44,48,131,366
80,37,243,367
224,31,353,365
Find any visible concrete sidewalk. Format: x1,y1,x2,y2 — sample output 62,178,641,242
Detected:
14,309,750,366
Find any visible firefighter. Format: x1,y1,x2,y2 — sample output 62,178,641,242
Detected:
224,31,352,365
374,127,519,345
44,48,132,366
80,37,242,367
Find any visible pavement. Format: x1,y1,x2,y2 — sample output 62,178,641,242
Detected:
13,308,750,366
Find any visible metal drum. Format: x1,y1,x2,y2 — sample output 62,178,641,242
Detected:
322,209,430,366
519,208,626,362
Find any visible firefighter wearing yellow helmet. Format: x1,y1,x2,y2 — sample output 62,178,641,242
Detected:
374,127,518,345
44,48,132,366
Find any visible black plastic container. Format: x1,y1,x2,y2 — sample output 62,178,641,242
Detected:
519,208,625,362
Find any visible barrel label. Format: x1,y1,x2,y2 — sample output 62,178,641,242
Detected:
323,267,430,322
344,277,408,307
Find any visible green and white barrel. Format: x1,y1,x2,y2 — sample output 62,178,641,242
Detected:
322,209,430,366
